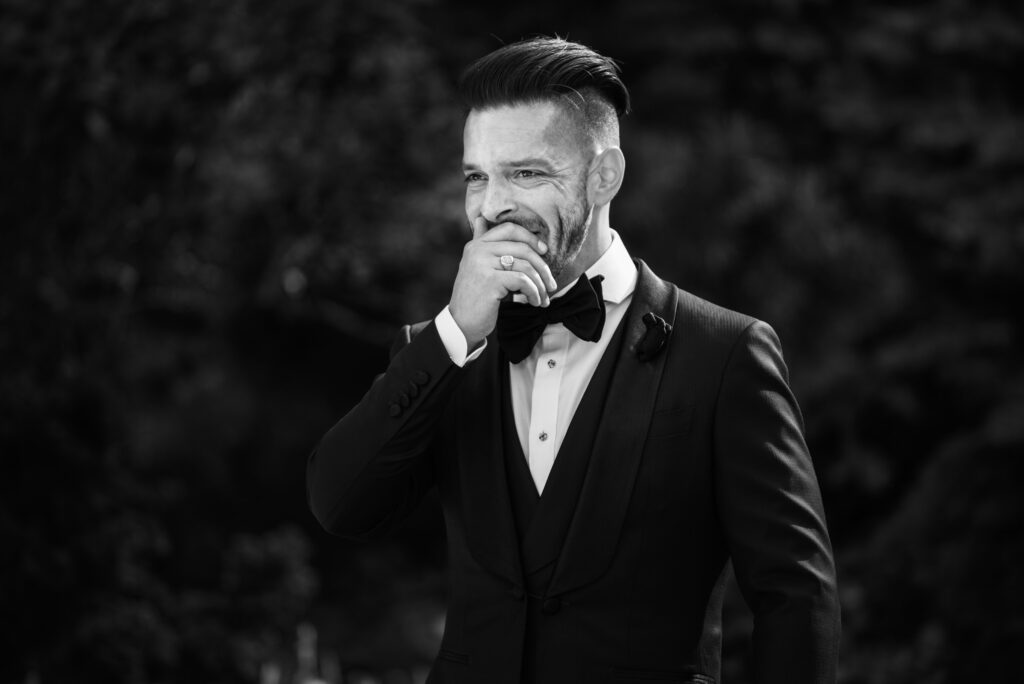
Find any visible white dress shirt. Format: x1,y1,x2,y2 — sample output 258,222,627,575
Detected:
435,230,637,494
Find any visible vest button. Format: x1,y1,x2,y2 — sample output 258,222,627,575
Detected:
510,586,525,601
541,597,561,615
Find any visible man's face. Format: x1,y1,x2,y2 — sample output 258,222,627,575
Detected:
462,102,594,281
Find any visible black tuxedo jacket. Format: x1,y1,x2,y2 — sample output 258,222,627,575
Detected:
308,260,840,683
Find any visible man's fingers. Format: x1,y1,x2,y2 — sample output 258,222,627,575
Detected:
498,271,543,307
478,222,548,255
485,242,557,292
503,257,551,306
471,216,489,240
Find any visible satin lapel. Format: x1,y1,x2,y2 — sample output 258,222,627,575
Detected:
548,260,679,596
457,339,523,588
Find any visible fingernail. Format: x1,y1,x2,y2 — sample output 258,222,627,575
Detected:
538,241,548,254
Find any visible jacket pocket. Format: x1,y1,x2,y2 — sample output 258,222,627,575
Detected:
612,666,713,684
437,648,470,665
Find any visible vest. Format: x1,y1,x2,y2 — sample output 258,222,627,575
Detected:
500,318,629,683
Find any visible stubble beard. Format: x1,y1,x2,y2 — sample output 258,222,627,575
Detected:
523,176,593,282
544,193,593,282
481,178,593,283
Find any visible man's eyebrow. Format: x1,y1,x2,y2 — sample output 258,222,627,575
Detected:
505,158,556,170
462,158,558,172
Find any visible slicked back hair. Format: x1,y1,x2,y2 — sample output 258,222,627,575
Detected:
458,37,631,150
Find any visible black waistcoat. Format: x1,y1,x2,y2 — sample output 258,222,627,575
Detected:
500,318,629,683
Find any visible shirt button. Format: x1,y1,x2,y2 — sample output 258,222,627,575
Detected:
547,359,556,369
539,431,548,442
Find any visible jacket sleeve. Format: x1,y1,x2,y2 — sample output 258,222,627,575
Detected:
306,320,462,540
713,320,841,683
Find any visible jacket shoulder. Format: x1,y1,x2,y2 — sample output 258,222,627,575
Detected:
637,259,758,337
674,287,760,340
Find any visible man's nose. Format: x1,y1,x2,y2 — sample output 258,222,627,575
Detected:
480,177,516,224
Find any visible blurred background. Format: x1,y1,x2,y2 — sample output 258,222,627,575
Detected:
2,0,1023,682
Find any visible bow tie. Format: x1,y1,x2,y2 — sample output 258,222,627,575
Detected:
496,275,606,363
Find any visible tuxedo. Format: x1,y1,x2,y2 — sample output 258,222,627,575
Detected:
307,260,840,683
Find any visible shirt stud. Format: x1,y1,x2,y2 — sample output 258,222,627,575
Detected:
539,431,549,442
547,359,556,369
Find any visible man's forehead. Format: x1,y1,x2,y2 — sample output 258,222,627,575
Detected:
463,101,585,163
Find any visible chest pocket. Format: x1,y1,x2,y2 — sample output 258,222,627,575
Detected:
646,404,694,441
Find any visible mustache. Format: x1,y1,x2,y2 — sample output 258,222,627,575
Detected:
484,215,548,233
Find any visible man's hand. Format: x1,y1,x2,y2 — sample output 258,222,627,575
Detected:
449,217,558,348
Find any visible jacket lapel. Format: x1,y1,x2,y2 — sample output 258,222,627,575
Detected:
457,340,523,588
548,259,679,596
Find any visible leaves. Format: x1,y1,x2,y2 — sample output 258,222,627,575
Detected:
2,0,1022,680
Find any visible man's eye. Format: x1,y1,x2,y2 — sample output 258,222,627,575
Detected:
463,174,485,184
515,170,542,179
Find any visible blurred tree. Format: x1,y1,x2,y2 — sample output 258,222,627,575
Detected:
2,0,1022,681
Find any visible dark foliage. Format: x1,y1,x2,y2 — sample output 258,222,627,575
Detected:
2,0,1022,681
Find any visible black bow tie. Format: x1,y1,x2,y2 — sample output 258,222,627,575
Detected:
496,275,606,363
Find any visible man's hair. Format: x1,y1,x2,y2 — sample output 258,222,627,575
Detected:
458,37,631,149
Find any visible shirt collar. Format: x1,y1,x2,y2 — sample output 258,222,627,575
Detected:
588,229,636,304
551,229,636,304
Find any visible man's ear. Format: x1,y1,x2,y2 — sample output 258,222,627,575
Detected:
588,147,626,207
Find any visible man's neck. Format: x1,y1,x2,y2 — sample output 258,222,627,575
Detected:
555,220,612,291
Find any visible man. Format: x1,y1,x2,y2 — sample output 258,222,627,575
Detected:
308,37,840,683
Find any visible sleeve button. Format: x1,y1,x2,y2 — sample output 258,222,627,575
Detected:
412,370,430,386
541,597,562,615
388,403,402,417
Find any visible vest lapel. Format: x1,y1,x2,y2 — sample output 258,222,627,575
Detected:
547,260,679,597
457,339,523,588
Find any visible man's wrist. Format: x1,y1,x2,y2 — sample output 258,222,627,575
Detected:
435,306,486,367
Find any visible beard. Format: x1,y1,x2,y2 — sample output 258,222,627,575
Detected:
486,179,593,282
544,194,592,281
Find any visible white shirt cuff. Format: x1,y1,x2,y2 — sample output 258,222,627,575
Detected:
435,306,487,367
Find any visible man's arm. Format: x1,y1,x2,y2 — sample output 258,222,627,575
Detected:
713,320,841,683
307,219,556,541
306,321,459,539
